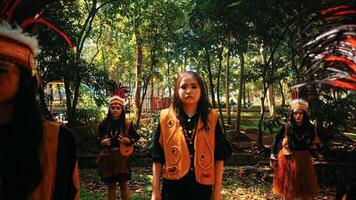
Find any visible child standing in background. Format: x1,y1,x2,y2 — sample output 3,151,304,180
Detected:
97,88,140,200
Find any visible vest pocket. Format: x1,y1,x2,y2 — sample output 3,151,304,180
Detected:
166,146,181,166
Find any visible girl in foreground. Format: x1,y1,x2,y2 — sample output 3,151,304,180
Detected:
151,71,232,200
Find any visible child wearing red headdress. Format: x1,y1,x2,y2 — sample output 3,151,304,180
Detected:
0,2,79,199
96,88,140,200
270,99,320,200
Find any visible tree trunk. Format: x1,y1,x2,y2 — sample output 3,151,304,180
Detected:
267,84,275,117
166,51,172,98
69,75,82,126
235,52,245,134
226,50,231,125
64,79,72,124
134,39,143,121
216,50,225,134
258,94,266,149
136,77,150,128
257,44,267,149
243,82,246,108
279,80,285,107
150,79,154,112
205,48,216,108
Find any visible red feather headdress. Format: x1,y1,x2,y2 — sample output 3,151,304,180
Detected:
297,4,356,91
0,0,74,73
109,85,129,107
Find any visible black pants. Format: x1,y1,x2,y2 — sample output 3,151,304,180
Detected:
162,175,212,200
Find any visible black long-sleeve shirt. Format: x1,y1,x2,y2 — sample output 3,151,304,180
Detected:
271,124,317,155
97,119,140,149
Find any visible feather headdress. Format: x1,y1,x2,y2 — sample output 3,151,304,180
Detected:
109,85,129,107
0,0,73,73
297,4,356,91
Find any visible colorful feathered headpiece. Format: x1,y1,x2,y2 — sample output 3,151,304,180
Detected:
290,99,309,112
109,85,129,107
0,0,73,74
290,87,309,112
297,4,356,91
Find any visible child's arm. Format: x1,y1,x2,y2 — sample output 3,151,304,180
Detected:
152,162,162,200
212,160,224,200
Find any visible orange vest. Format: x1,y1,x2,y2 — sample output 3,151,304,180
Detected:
159,108,218,185
31,120,79,200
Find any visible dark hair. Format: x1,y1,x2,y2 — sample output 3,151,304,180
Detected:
2,66,43,199
172,71,212,130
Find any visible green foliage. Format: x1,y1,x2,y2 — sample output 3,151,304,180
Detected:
32,0,354,138
262,107,288,134
74,85,107,125
137,112,160,151
311,91,356,139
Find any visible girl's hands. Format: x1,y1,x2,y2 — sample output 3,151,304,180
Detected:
270,155,278,169
118,135,131,144
101,138,111,146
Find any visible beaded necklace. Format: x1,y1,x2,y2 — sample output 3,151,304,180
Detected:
183,118,198,145
294,131,306,141
110,129,118,138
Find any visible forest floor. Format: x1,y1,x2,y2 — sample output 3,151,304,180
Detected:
77,109,356,199
79,128,356,199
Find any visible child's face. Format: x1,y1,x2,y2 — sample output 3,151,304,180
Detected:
0,60,20,104
178,74,201,106
110,103,123,120
293,109,304,125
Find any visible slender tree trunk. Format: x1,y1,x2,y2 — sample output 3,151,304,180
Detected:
38,87,51,120
69,75,82,126
134,39,143,121
150,45,157,113
235,52,245,134
267,84,275,117
279,80,285,107
216,50,225,134
205,48,216,108
136,78,150,128
166,51,172,98
226,50,231,125
243,82,246,107
64,79,72,123
257,44,267,149
150,79,154,112
258,93,266,148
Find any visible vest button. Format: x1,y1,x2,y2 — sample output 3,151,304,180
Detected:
190,168,193,171
190,154,193,158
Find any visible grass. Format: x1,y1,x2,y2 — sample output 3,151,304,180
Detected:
78,110,349,199
79,167,335,200
79,168,153,200
79,167,278,200
222,111,280,133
